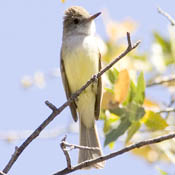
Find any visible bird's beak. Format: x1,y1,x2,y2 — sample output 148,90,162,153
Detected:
87,12,101,22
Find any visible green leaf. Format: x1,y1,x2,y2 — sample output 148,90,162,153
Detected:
153,32,174,65
105,103,144,146
113,68,119,80
110,107,127,119
104,117,131,146
132,54,147,61
104,87,114,94
169,25,175,62
123,73,145,106
123,80,137,106
153,32,171,53
99,111,106,120
125,121,141,144
157,167,168,175
142,111,168,131
127,103,145,122
134,72,145,105
107,68,119,84
107,70,115,84
103,113,119,133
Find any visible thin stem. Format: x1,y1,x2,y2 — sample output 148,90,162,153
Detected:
53,133,175,175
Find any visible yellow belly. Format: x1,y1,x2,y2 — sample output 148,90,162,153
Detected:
62,35,99,127
63,35,99,93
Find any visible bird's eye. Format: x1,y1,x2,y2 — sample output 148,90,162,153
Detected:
73,18,79,24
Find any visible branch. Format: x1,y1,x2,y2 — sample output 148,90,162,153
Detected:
53,133,175,175
0,171,8,175
60,135,100,169
60,136,72,169
147,77,175,87
2,32,140,174
158,7,175,26
63,142,100,151
158,107,175,113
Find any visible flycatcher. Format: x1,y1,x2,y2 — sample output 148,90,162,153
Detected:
60,6,104,169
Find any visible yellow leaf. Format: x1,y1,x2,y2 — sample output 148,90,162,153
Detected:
101,91,115,109
108,141,115,149
105,18,137,42
142,111,168,131
114,69,130,103
106,21,119,42
144,99,159,108
60,0,65,2
122,19,137,33
132,146,159,162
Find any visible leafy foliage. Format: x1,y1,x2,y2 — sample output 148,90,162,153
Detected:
142,111,168,131
101,17,175,167
125,121,141,144
103,71,145,146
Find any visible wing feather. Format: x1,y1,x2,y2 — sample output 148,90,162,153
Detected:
94,52,102,120
60,52,78,122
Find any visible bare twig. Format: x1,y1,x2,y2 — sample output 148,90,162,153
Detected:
45,101,57,111
147,77,175,87
53,133,175,175
165,95,175,119
169,95,175,107
62,141,100,151
2,32,140,174
158,7,175,26
60,136,72,169
2,146,19,174
0,171,8,175
158,107,175,114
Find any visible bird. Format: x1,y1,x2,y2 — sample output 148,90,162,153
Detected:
60,6,104,169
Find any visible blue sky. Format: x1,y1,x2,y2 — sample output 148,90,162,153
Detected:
0,0,175,174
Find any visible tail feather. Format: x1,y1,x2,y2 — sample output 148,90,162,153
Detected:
78,120,105,169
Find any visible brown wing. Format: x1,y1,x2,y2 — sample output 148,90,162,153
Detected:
94,52,102,120
60,52,78,122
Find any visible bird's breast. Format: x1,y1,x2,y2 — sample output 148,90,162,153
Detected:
62,35,99,93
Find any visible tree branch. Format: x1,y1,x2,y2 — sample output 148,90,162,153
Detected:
0,171,8,175
147,77,175,87
60,136,72,169
53,132,175,175
158,107,175,113
62,141,100,151
158,7,175,26
2,32,140,174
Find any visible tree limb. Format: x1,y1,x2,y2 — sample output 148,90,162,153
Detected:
2,32,140,174
0,171,8,175
147,77,175,87
60,136,72,169
158,107,175,113
53,132,175,175
62,141,100,151
158,7,175,26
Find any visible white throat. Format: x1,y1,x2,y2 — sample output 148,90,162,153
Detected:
63,21,96,40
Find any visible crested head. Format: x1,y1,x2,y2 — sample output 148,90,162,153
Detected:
62,6,101,37
64,6,90,21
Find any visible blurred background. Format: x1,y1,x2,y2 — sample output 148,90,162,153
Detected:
0,0,175,174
